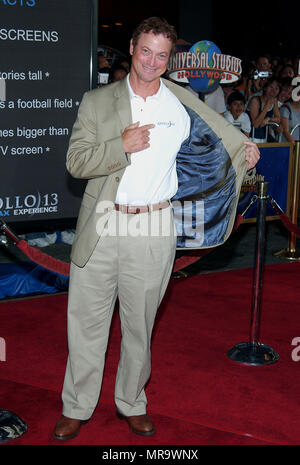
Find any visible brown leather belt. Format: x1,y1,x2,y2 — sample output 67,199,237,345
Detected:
114,201,170,214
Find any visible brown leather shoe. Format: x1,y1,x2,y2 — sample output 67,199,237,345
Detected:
53,415,86,441
116,410,156,436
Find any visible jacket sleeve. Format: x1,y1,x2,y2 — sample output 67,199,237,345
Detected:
66,91,130,179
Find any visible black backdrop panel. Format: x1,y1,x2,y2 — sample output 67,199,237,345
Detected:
0,0,96,225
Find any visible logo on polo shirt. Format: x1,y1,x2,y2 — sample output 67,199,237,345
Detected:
156,121,175,128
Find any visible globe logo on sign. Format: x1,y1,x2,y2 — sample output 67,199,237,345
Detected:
167,40,242,92
188,40,221,93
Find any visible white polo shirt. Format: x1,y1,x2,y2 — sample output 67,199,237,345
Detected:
115,76,190,205
224,110,251,134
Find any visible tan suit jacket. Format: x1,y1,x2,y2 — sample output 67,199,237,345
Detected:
66,78,248,267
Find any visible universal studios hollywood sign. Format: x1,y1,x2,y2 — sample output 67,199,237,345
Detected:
167,40,242,93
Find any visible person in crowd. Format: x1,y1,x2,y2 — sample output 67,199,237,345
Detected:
110,64,128,83
52,16,260,441
277,77,293,108
280,84,300,144
221,82,236,108
97,52,111,86
97,52,111,73
277,64,295,80
247,77,281,142
246,75,265,101
98,52,110,70
119,58,130,73
293,55,300,75
271,56,282,73
256,54,272,72
203,85,226,115
186,84,226,115
268,78,294,140
224,91,251,137
245,54,272,102
234,60,256,99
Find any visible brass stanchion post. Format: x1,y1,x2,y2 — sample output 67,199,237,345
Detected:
274,140,300,260
227,181,280,365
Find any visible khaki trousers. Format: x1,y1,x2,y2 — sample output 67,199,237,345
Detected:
61,206,176,420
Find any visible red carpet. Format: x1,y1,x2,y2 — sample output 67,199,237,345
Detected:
0,261,299,445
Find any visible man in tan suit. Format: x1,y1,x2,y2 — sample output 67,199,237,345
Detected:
53,17,260,441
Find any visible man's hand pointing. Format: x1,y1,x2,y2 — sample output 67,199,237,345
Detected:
122,122,155,154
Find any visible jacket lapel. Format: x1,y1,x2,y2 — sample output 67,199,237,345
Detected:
113,78,132,130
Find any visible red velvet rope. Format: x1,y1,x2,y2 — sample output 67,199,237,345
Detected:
269,200,300,238
11,203,299,277
174,201,300,274
17,240,70,276
278,213,300,237
13,214,246,276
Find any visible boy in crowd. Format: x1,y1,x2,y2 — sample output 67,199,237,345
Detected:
224,91,251,137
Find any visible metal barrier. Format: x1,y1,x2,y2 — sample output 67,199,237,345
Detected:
277,122,300,143
291,123,300,138
250,121,280,143
274,138,300,260
227,181,280,366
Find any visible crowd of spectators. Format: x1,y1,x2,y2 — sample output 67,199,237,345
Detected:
221,53,300,144
97,52,130,85
97,51,300,144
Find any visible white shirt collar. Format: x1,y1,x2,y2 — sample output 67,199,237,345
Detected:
126,74,164,101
